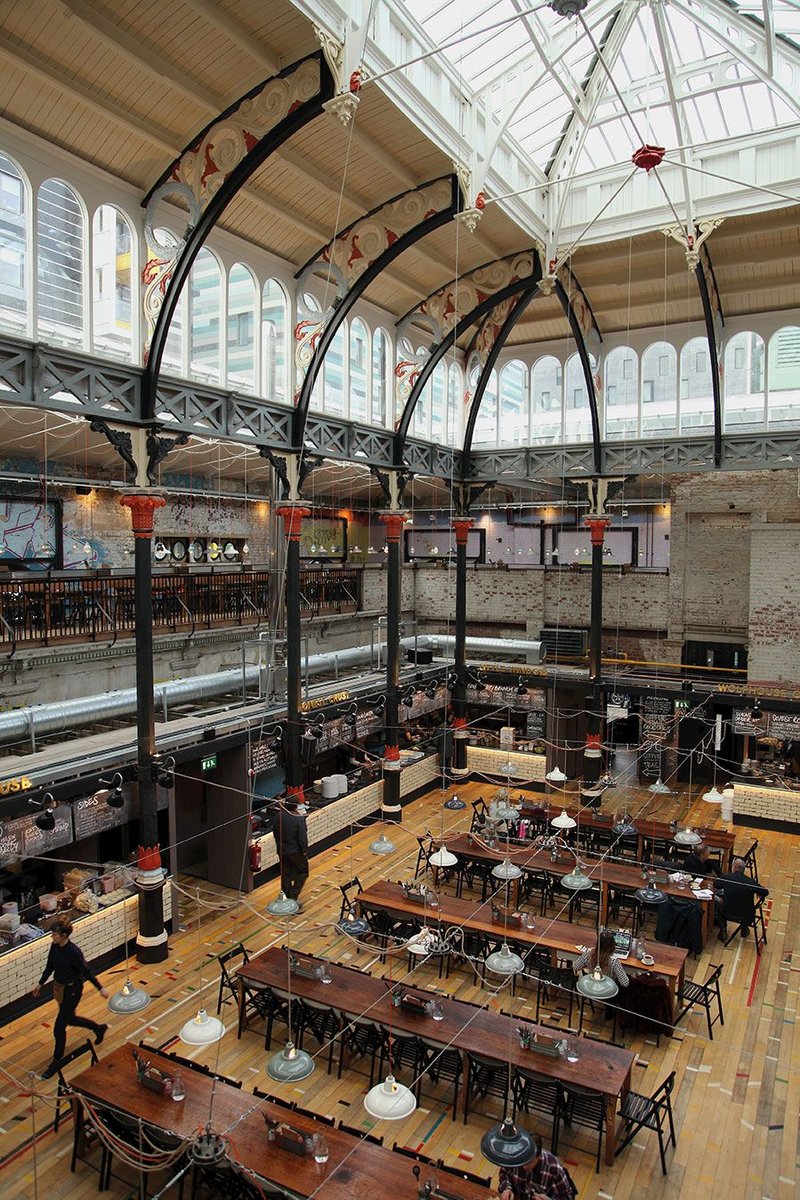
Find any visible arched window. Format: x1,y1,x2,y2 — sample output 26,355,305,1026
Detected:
429,362,447,445
564,353,593,442
723,331,765,431
189,248,222,385
679,336,714,434
446,363,462,446
604,347,638,440
0,153,28,334
323,323,345,415
350,317,368,423
767,326,800,430
92,205,134,361
37,178,85,347
414,369,432,439
472,364,498,447
148,227,185,376
641,341,677,435
262,278,288,402
499,360,528,446
372,327,390,426
531,356,562,444
227,263,256,392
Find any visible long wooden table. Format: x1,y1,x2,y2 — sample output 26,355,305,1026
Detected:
237,946,635,1166
70,1044,490,1200
517,806,736,872
355,879,687,1011
444,833,717,944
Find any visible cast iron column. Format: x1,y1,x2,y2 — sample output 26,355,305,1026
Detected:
450,517,474,776
275,505,311,803
380,511,408,821
582,516,611,802
120,493,169,963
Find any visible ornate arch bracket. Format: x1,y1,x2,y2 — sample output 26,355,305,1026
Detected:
393,250,543,465
292,175,463,447
259,447,324,502
448,480,494,518
554,266,603,476
371,465,413,511
141,52,335,419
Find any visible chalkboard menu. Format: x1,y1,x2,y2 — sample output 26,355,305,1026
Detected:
525,709,546,739
0,806,75,865
467,684,546,712
73,789,136,840
770,712,800,740
733,709,800,739
250,741,280,775
639,695,673,780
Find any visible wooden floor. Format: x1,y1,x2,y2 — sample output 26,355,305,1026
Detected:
0,779,796,1200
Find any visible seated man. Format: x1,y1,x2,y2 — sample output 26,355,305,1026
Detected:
717,857,769,938
682,842,722,877
499,1133,576,1200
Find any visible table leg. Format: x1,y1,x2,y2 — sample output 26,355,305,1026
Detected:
237,978,246,1037
603,1094,617,1165
599,882,610,927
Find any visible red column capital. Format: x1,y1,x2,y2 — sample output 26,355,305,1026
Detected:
379,512,408,543
120,494,166,538
451,518,474,546
286,783,306,802
452,716,468,730
384,744,400,762
585,517,612,546
275,505,311,541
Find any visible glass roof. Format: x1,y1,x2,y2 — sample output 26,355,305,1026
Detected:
400,0,800,182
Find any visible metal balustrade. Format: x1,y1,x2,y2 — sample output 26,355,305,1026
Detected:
0,569,361,651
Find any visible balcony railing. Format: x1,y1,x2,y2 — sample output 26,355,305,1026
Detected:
0,568,362,652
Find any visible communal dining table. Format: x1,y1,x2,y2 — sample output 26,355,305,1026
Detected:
237,946,635,1166
69,1044,490,1200
355,879,688,1013
442,833,717,944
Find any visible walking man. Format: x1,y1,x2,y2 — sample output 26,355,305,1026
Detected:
272,796,309,909
32,919,109,1078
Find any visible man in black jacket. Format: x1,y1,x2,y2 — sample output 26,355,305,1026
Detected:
32,919,109,1077
717,858,769,938
272,797,309,908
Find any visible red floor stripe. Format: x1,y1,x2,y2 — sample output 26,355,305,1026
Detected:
746,952,762,1007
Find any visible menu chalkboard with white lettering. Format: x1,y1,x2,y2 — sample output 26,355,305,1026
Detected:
639,695,674,780
20,806,74,859
525,709,547,739
73,790,136,840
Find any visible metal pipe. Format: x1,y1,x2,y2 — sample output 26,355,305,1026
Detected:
0,632,545,746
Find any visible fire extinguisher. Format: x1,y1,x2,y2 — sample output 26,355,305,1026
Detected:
249,841,262,872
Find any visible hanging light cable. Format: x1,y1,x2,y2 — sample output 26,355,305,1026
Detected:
179,887,225,1045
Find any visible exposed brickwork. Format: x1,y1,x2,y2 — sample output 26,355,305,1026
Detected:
748,523,800,683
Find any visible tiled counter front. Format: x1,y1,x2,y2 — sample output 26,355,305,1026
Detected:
0,888,172,1011
466,746,547,782
733,781,800,828
254,755,439,867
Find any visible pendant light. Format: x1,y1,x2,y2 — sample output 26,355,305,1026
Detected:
429,795,459,868
267,891,300,916
560,860,593,891
180,887,224,1045
545,765,567,784
492,855,523,881
648,777,671,794
551,809,576,830
480,1116,537,1168
180,1008,225,1045
702,785,724,803
576,963,619,1001
108,892,151,1015
673,826,702,847
612,812,637,837
267,944,316,1083
484,942,525,976
370,830,396,855
364,955,416,1120
635,877,667,905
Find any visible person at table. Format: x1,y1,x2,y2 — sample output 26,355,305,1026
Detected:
573,929,630,988
498,1133,577,1200
272,795,309,910
717,857,769,938
32,919,109,1078
682,842,722,877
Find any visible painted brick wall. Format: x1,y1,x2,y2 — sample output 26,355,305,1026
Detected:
748,522,800,683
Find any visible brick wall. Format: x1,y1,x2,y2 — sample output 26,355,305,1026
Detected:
748,523,800,683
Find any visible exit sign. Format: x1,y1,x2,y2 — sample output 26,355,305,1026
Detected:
201,754,217,772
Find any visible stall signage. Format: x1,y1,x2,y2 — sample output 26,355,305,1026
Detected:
769,712,800,740
639,695,674,779
73,790,136,840
201,754,217,772
300,692,350,713
250,742,279,775
467,683,546,711
606,693,630,721
0,775,33,795
525,709,546,740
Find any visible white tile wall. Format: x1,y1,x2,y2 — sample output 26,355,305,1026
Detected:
466,746,546,782
733,782,800,826
0,889,172,1009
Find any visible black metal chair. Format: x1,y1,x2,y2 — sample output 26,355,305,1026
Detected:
252,1086,295,1109
338,1014,386,1085
739,838,760,882
614,1070,677,1175
294,997,340,1073
463,1053,509,1124
643,836,676,865
296,1106,335,1126
555,1082,606,1173
392,1143,437,1166
675,962,724,1039
378,1032,425,1100
436,1162,492,1187
414,834,434,879
607,887,642,934
535,963,577,1026
417,1037,463,1119
262,986,293,1050
338,1120,383,1145
55,1038,98,1133
70,1092,111,1190
511,1065,560,1148
470,797,488,833
217,942,248,1014
518,868,553,916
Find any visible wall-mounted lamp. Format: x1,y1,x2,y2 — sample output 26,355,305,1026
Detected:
99,772,125,807
29,793,57,831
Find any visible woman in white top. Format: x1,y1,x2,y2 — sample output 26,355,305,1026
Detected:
573,929,630,988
